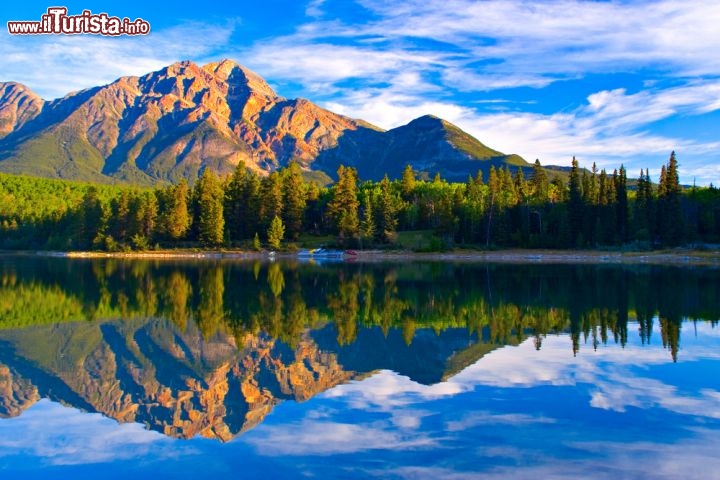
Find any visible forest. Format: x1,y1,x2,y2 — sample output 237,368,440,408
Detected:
1,151,720,251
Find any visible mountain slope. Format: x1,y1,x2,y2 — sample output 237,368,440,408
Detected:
0,60,526,184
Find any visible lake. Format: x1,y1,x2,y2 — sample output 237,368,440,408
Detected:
0,255,719,479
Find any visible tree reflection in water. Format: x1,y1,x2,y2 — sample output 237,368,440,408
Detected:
0,256,718,440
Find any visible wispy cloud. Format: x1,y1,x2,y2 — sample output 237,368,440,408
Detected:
0,399,192,466
3,0,719,182
244,417,436,456
0,21,237,99
235,0,720,182
323,322,720,420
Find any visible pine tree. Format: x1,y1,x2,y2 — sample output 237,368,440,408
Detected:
282,161,307,241
169,179,192,240
326,165,360,242
531,159,549,203
634,169,655,242
195,169,224,247
109,190,131,243
242,170,262,239
224,165,247,242
485,166,500,247
130,191,158,249
78,186,105,250
376,175,399,243
401,164,416,199
615,166,628,243
267,215,285,250
568,157,584,246
359,190,376,244
658,151,683,245
261,171,283,231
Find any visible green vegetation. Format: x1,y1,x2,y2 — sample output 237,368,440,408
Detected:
2,152,719,251
1,258,717,360
443,119,503,159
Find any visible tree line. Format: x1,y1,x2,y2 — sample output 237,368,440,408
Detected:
1,151,719,250
3,258,716,360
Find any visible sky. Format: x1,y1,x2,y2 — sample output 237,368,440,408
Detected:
2,1,719,184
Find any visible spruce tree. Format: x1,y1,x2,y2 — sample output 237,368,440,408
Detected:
401,164,416,199
615,166,628,243
568,157,584,246
531,159,549,203
282,161,307,241
376,175,400,243
327,165,360,242
261,171,283,231
195,169,224,247
267,215,285,250
658,151,683,245
360,190,376,244
224,165,247,241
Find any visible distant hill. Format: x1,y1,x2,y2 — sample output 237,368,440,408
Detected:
0,59,527,184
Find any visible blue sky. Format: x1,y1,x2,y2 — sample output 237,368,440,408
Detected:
2,1,719,184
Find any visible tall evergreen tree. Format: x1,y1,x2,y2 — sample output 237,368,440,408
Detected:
224,165,247,242
401,164,416,199
261,171,283,231
658,151,683,245
359,190,376,244
634,169,655,242
242,170,262,239
78,186,105,249
267,215,285,250
282,161,307,241
194,169,224,247
568,157,584,246
327,165,360,242
130,191,158,248
615,166,628,243
531,159,549,203
109,190,132,243
376,175,400,243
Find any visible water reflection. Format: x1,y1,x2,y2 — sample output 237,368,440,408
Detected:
0,256,718,443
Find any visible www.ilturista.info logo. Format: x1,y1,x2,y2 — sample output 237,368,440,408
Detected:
7,7,150,36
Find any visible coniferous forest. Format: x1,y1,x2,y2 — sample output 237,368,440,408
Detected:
1,151,720,251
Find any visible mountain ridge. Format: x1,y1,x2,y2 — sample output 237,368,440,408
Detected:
0,59,527,184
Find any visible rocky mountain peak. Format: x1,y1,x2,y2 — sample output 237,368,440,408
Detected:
0,82,44,138
0,59,525,184
203,59,279,100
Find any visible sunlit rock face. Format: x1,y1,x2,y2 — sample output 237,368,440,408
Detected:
0,60,524,184
0,320,358,441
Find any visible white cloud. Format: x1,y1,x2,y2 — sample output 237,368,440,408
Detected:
234,0,720,183
357,0,720,78
305,0,327,18
0,21,237,99
244,418,436,456
322,321,720,420
3,0,720,183
0,399,189,465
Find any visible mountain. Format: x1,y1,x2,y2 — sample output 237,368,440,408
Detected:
0,318,491,441
0,59,526,184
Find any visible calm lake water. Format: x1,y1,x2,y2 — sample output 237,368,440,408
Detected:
0,255,719,479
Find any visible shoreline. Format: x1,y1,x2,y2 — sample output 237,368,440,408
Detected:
6,248,720,266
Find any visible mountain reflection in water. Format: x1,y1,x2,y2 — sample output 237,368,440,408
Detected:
0,256,718,442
